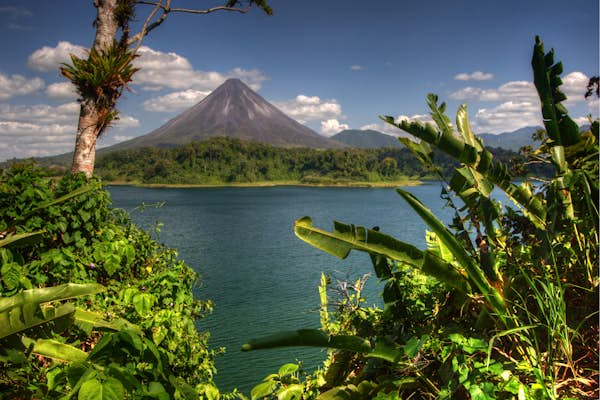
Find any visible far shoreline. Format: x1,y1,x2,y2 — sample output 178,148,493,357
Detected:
104,179,424,189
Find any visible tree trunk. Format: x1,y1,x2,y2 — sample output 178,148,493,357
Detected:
71,0,119,177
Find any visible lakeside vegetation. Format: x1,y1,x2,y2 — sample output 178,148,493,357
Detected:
89,136,544,186
0,37,597,400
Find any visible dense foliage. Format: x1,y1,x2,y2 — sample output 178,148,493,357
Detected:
93,137,536,185
0,163,219,399
243,38,598,399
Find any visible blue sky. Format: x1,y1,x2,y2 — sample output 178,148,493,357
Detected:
0,0,598,161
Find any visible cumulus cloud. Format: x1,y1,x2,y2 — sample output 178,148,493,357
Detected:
28,41,86,72
133,46,266,92
45,81,78,100
320,119,349,136
450,80,537,102
0,102,138,161
454,71,494,81
113,115,140,129
561,71,592,106
587,97,600,113
473,101,541,133
0,72,44,100
450,71,596,133
142,89,211,112
350,65,364,71
274,95,343,124
110,135,137,144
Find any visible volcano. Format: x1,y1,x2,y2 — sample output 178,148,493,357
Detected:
111,78,345,150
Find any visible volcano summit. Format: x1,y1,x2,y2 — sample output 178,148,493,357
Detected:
112,79,345,150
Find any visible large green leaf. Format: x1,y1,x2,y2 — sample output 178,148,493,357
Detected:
295,217,469,292
78,377,125,400
396,189,506,315
0,231,44,249
21,337,88,363
0,283,105,314
242,329,371,353
295,217,422,264
0,284,105,340
381,101,547,228
73,309,142,335
531,36,580,147
0,303,76,340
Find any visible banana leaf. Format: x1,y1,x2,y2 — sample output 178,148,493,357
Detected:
0,284,105,339
380,97,547,228
0,283,105,314
0,231,44,249
21,336,88,363
396,189,506,315
0,303,75,340
294,217,470,293
531,36,580,148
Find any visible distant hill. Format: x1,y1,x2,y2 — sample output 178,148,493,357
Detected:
330,129,403,148
106,78,345,151
477,126,540,151
330,127,542,152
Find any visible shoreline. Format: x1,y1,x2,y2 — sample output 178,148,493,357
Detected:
104,179,423,188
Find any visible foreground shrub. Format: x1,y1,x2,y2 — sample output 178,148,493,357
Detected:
244,37,598,399
0,162,218,399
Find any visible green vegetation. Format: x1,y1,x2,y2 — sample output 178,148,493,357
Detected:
0,163,219,399
92,137,536,186
1,37,596,400
243,37,598,399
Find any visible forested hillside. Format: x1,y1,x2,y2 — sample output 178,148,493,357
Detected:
94,137,537,185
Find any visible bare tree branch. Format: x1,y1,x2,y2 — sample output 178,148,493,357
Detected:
129,0,252,49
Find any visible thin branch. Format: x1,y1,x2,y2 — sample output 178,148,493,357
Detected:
138,1,251,14
129,0,167,51
129,0,251,49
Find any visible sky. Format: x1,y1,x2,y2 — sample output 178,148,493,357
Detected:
0,0,598,162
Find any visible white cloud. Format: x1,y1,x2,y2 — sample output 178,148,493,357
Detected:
0,102,78,124
587,97,599,113
454,71,494,81
473,101,541,133
133,46,266,92
0,101,138,161
0,72,44,100
320,119,349,136
449,71,597,133
45,81,77,100
27,41,86,72
350,65,364,71
450,80,537,102
0,102,78,160
113,115,140,129
451,72,593,106
561,71,592,106
274,95,344,123
109,135,137,144
142,89,211,112
0,120,77,160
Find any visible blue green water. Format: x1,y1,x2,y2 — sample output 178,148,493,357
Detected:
107,183,454,394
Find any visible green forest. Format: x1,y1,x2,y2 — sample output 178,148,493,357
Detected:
0,15,597,400
92,137,541,186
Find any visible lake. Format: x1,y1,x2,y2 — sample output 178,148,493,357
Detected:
107,183,455,394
